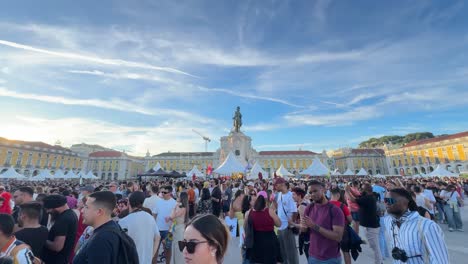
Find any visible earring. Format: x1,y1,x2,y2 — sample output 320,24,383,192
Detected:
211,251,216,257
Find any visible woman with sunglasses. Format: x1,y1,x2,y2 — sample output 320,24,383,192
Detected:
179,214,229,264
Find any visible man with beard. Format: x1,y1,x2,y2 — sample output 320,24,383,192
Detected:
383,188,448,263
43,195,78,264
12,187,34,224
303,180,345,264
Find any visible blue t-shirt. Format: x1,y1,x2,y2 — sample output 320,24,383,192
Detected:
372,185,386,201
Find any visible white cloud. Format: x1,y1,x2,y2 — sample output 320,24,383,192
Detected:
284,106,382,126
0,87,215,123
0,116,219,156
0,39,195,77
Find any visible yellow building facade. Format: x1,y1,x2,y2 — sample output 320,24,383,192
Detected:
329,148,388,175
0,137,83,177
87,151,145,180
384,131,468,175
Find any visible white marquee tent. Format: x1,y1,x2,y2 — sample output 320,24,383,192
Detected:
0,167,26,179
214,152,245,175
248,161,269,180
52,169,65,179
300,158,329,176
64,170,79,179
85,171,99,180
332,169,342,176
343,169,354,176
429,165,459,177
276,164,294,179
356,168,368,176
153,162,162,171
30,169,52,181
187,165,205,178
373,173,386,179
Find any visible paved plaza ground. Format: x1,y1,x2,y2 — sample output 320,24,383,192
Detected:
222,200,468,263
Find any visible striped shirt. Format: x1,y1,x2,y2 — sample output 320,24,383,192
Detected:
0,237,35,264
383,211,449,264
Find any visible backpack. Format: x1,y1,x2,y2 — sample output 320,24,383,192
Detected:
101,224,140,264
9,243,42,264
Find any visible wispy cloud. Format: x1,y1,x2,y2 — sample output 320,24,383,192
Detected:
1,116,219,156
284,106,382,126
0,87,215,123
68,69,178,85
0,39,195,77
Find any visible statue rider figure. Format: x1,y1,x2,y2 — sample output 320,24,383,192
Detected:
233,106,242,132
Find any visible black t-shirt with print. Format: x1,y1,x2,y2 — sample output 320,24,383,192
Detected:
15,226,49,259
43,209,78,264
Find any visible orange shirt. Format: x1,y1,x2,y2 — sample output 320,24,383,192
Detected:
188,189,195,202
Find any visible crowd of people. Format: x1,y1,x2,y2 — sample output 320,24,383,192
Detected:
0,175,465,264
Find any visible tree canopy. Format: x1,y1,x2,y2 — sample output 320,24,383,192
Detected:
359,132,435,148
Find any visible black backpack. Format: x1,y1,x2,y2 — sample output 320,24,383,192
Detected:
101,224,140,264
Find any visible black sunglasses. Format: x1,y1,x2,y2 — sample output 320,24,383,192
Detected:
384,197,397,205
178,240,208,254
161,191,169,194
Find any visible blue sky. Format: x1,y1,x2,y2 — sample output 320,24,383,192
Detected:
0,0,467,155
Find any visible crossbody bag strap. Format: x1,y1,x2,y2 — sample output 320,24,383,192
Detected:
280,194,288,218
418,217,429,264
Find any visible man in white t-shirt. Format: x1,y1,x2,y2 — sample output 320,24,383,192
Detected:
273,177,298,264
152,186,177,264
119,191,160,264
143,185,161,215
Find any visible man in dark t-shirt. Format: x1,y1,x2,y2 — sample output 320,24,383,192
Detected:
351,184,382,264
15,202,49,259
211,179,222,217
43,195,78,264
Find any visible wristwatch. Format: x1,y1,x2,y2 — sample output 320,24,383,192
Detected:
313,224,320,232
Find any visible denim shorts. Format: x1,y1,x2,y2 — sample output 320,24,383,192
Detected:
351,212,360,221
308,256,342,264
160,230,173,250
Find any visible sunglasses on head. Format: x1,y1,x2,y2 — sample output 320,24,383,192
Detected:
178,240,208,254
384,197,397,205
161,191,169,194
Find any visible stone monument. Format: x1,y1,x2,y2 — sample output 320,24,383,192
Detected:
218,107,257,166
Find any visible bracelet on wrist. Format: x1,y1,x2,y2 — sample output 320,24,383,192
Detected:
313,224,320,231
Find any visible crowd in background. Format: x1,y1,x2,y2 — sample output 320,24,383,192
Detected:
0,175,466,263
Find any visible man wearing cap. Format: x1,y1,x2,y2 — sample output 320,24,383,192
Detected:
274,177,299,264
43,194,78,264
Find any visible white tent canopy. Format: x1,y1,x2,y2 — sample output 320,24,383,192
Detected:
31,169,52,181
356,168,368,176
187,165,205,178
64,170,79,179
85,171,99,180
77,171,87,178
343,168,354,176
214,152,245,175
276,164,294,179
373,173,386,179
248,161,269,180
300,158,329,176
153,162,162,171
429,165,459,177
0,167,26,179
332,169,342,176
52,169,65,179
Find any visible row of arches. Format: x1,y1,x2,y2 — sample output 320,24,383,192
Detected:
393,164,467,175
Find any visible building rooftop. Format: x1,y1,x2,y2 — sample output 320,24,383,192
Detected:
89,151,124,158
259,150,317,156
153,152,215,157
0,137,72,152
351,148,385,155
404,131,468,148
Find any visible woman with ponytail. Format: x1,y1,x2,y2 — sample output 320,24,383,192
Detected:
382,188,449,263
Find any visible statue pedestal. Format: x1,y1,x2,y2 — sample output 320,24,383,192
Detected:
219,131,255,166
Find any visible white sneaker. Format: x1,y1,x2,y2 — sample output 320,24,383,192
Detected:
449,228,454,232
456,229,464,232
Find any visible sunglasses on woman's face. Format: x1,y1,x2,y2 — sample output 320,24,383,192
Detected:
178,240,208,254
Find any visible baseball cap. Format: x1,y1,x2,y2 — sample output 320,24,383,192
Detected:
80,185,94,192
